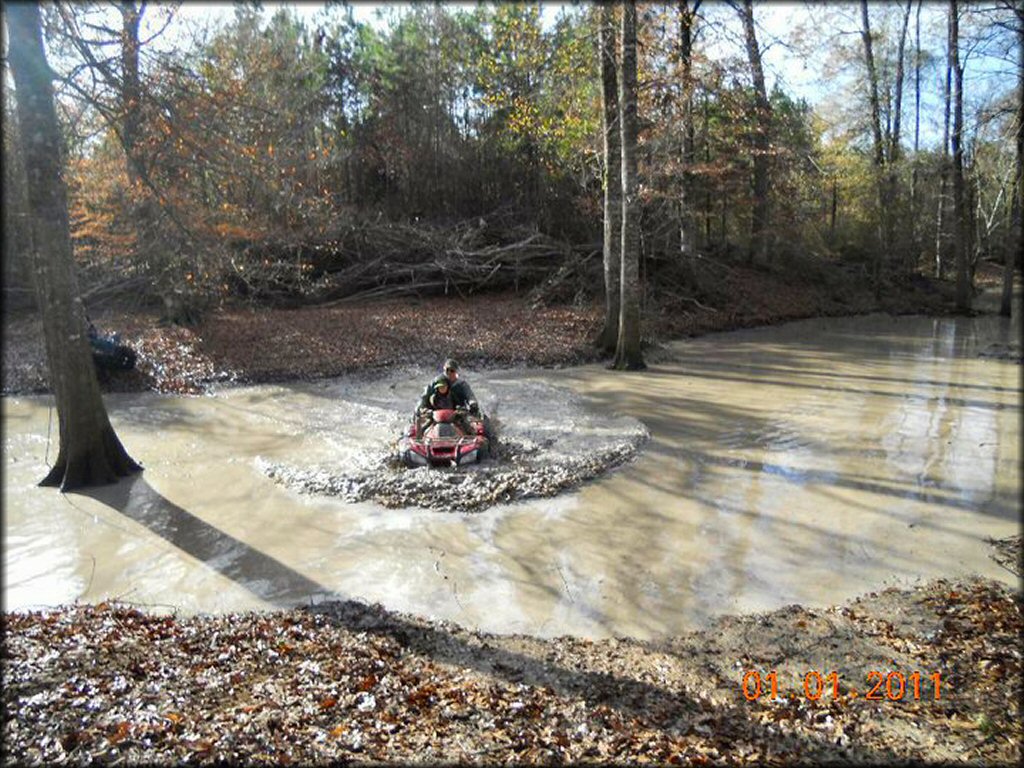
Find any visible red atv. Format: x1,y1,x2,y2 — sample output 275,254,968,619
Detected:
399,408,490,467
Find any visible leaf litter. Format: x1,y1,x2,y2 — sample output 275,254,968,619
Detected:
2,575,1019,765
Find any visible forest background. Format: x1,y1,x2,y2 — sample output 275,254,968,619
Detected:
2,0,1021,329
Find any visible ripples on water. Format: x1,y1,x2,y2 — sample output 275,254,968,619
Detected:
3,310,1020,638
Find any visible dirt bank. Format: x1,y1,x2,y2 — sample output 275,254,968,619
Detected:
3,572,1020,765
2,261,970,397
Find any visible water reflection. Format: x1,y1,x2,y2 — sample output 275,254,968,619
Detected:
2,309,1020,638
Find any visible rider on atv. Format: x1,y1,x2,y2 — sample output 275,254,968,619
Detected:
417,359,478,433
418,359,479,412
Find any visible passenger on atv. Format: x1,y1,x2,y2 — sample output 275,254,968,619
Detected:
418,358,478,411
416,376,473,436
415,358,491,441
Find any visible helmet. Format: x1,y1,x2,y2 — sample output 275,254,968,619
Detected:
443,358,459,373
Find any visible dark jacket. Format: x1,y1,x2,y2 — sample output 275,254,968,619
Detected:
429,387,454,410
449,378,477,411
418,376,478,412
418,376,450,411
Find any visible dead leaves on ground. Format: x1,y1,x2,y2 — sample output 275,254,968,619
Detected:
3,577,1021,765
3,267,964,399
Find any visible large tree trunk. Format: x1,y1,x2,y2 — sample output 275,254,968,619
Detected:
861,0,888,291
936,9,954,280
739,0,772,266
596,4,622,354
613,0,645,370
910,0,922,272
678,0,701,274
890,1,912,274
950,0,971,312
120,1,144,185
890,2,912,166
703,90,713,245
1002,4,1023,318
6,2,142,491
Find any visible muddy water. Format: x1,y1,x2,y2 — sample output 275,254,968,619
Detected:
3,310,1020,638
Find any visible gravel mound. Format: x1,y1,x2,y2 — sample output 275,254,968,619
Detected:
259,378,649,512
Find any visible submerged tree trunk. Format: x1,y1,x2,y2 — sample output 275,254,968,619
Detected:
596,4,622,354
950,0,971,312
6,3,142,491
613,0,645,370
739,0,772,266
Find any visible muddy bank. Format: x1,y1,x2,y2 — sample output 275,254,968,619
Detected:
1,261,976,397
3,574,1020,765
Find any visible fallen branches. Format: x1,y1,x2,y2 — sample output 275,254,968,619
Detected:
226,215,597,306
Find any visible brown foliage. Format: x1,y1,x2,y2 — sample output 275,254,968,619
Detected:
2,576,1019,764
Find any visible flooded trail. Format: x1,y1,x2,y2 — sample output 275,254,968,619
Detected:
3,310,1020,638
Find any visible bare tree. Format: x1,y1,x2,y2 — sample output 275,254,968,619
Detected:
678,0,701,272
950,0,971,312
937,3,954,280
910,0,922,268
50,2,154,186
891,0,912,273
860,0,910,289
596,3,621,354
48,2,200,322
737,0,772,266
6,2,142,490
613,0,645,370
1002,0,1023,317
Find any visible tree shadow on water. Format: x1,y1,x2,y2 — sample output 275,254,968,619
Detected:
82,475,328,606
80,474,901,763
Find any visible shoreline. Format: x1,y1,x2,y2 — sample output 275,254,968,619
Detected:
3,263,991,398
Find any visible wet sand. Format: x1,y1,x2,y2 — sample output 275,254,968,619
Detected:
3,310,1020,638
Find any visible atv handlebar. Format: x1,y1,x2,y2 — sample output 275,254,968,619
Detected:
418,406,478,417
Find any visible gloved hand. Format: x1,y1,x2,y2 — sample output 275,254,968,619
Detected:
469,401,480,416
